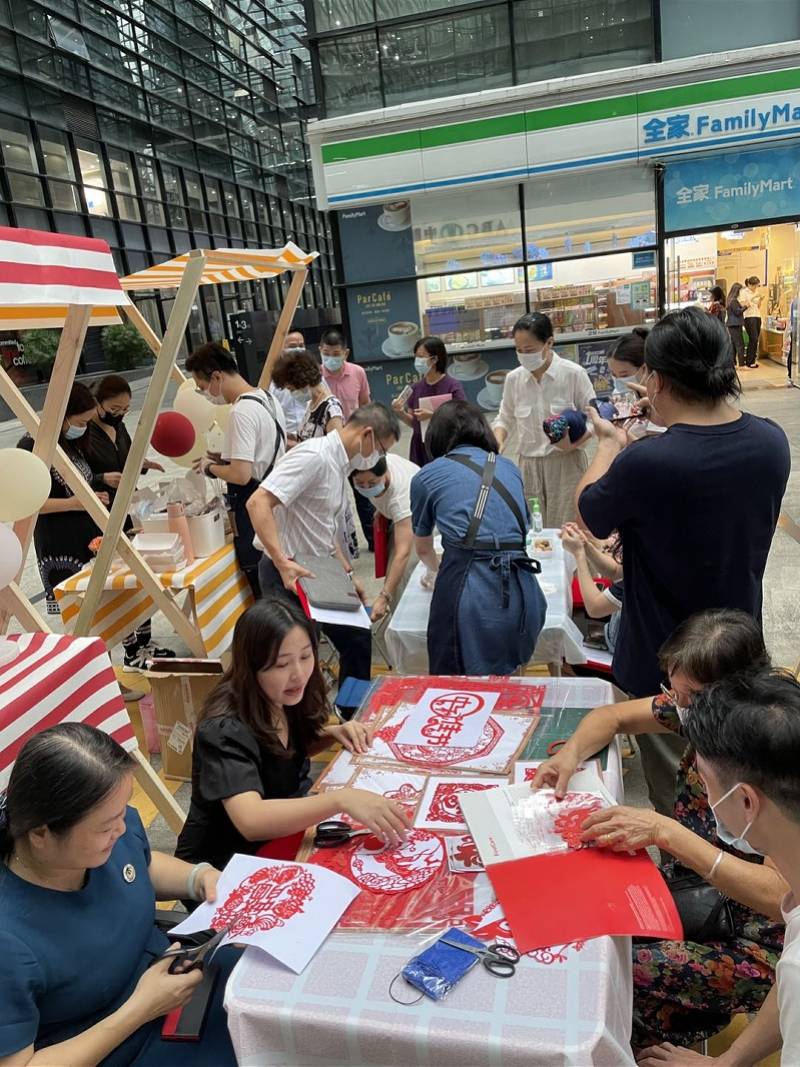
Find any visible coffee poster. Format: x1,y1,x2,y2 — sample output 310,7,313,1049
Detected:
346,279,422,364
337,202,415,285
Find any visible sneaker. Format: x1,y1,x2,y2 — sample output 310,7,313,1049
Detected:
123,644,175,672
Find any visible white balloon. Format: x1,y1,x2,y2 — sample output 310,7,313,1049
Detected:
213,404,232,431
173,387,215,433
0,523,23,589
0,449,51,521
206,426,226,454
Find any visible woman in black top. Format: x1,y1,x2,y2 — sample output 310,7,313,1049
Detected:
18,383,107,614
83,375,169,669
176,598,409,871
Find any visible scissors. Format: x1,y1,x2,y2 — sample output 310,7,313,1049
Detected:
438,937,520,978
547,739,568,757
313,819,372,848
160,923,234,974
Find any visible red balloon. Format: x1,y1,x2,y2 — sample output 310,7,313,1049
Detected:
151,411,196,458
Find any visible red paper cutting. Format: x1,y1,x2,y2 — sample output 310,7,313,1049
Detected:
486,848,683,953
349,829,444,894
453,836,481,869
212,863,315,936
426,781,498,824
363,676,546,724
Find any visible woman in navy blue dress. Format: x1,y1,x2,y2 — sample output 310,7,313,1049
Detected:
410,400,547,675
0,723,238,1067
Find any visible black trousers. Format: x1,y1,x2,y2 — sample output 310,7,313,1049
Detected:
745,317,761,366
349,473,374,551
728,325,745,366
257,556,372,707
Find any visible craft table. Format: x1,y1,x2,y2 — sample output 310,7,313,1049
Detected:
385,529,586,673
53,543,253,659
224,677,634,1067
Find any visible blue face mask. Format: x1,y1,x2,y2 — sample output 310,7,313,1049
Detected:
414,357,432,376
290,388,312,404
64,423,86,440
322,355,344,373
710,782,763,856
612,375,639,393
355,480,386,499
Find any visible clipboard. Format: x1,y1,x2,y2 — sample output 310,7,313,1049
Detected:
295,554,361,612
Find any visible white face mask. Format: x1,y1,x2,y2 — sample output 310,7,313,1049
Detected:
350,429,382,471
207,377,227,405
517,348,546,372
290,388,312,404
612,374,639,393
710,782,763,856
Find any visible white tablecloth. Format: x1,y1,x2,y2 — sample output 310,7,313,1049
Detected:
385,528,586,672
225,678,633,1067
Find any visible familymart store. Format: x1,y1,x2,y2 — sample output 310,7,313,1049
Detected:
308,45,800,405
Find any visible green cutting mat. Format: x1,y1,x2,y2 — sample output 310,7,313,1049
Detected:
520,707,610,770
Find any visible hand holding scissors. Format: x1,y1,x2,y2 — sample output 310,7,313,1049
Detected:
313,819,373,849
438,937,520,978
160,923,233,974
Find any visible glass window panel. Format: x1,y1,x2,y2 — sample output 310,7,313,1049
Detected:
84,186,113,216
413,185,522,274
184,172,204,209
76,145,108,191
318,31,381,117
204,177,222,210
8,172,44,205
40,130,74,180
147,227,170,253
160,163,184,204
52,211,85,234
47,179,80,211
514,0,652,82
46,13,90,58
135,156,161,199
116,194,142,222
381,10,511,107
661,0,800,60
312,0,373,32
0,114,35,170
418,265,525,346
108,150,136,195
376,0,479,14
144,200,167,225
14,206,49,229
523,165,656,260
222,182,239,216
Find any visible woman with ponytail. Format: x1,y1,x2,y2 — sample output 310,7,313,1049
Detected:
576,306,790,815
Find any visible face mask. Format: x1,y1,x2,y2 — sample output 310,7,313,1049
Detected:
414,357,432,376
517,349,546,372
291,388,312,404
322,356,344,373
350,430,382,471
710,782,763,856
100,410,125,427
206,378,227,406
355,480,386,499
64,422,86,440
612,375,638,393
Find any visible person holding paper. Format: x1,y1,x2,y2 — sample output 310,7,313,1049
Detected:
532,609,786,1052
176,598,409,871
639,669,800,1067
411,400,546,676
352,453,419,623
392,337,466,467
0,723,239,1067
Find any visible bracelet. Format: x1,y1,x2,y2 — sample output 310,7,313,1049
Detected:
378,589,393,607
705,850,724,884
186,861,213,901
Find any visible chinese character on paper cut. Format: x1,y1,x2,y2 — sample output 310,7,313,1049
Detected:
642,117,667,143
692,184,710,202
667,113,691,139
675,186,694,205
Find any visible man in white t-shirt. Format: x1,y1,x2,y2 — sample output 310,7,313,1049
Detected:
352,453,419,622
638,669,800,1067
270,328,308,439
186,341,286,596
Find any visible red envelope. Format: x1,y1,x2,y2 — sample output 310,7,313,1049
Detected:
487,848,682,953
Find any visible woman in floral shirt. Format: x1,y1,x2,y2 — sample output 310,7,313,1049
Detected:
532,608,786,1050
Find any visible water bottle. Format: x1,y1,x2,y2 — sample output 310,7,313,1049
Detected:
530,496,544,535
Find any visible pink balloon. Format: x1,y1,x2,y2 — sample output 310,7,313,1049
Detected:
0,523,23,589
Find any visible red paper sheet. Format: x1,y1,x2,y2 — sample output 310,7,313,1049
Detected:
486,848,682,953
363,676,546,723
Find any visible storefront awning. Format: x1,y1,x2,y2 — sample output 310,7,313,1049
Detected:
120,243,319,292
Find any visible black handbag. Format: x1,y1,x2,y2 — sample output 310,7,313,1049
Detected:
666,867,735,942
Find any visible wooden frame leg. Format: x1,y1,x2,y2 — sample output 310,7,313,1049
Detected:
130,747,186,834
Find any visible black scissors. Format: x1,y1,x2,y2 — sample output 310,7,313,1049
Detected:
160,923,233,974
313,819,372,848
438,937,520,978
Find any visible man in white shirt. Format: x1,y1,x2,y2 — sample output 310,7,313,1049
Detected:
186,342,286,596
247,403,401,690
638,669,800,1067
270,328,309,440
352,453,419,622
493,312,595,528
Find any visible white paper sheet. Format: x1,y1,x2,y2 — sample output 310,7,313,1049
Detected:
305,601,372,630
394,687,499,748
415,775,504,832
170,855,360,974
511,760,605,787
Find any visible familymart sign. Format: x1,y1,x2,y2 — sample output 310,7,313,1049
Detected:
314,67,800,207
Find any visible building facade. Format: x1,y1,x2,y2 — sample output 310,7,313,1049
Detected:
0,0,338,376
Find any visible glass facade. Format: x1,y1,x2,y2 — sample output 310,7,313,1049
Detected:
0,0,337,356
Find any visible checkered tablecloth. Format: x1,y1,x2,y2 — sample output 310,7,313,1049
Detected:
224,678,634,1067
54,543,253,658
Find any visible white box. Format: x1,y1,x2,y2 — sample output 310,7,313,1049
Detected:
187,510,225,557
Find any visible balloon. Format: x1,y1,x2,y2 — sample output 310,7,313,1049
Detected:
171,434,207,469
151,411,196,458
173,386,215,432
0,449,51,521
206,425,225,454
0,523,23,589
213,404,232,431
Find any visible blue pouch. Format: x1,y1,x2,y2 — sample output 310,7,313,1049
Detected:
398,927,483,1002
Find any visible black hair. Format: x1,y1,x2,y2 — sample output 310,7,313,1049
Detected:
710,285,725,303
185,341,238,378
271,350,321,390
513,312,554,343
745,276,760,288
684,669,800,821
607,327,648,369
353,456,388,477
0,723,134,860
658,608,769,684
347,402,401,443
66,382,97,418
413,336,448,374
320,328,347,348
727,282,743,305
426,399,499,459
93,375,132,404
644,306,741,405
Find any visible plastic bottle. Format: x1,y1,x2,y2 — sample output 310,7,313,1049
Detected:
167,501,195,565
530,496,544,535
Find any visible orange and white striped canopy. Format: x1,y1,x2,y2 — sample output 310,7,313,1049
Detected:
0,305,122,330
120,242,318,292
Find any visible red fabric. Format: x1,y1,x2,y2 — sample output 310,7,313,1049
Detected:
373,514,389,579
257,832,305,861
0,225,112,252
0,262,121,289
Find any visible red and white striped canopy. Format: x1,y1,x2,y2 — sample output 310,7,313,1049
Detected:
0,226,128,308
120,242,318,291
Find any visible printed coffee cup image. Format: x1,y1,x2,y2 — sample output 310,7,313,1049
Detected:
450,351,489,381
378,200,412,231
382,321,420,358
477,368,509,411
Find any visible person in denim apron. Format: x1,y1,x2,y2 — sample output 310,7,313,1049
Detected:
411,400,547,675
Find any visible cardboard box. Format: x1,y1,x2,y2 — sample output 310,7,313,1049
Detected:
146,659,224,781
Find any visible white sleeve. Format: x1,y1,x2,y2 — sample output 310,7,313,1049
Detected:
387,479,412,522
225,404,261,463
493,375,515,432
780,958,800,1065
261,447,316,506
574,367,596,410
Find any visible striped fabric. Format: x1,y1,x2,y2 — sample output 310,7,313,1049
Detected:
0,226,129,307
0,305,122,330
54,544,254,659
0,633,136,789
120,242,318,291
